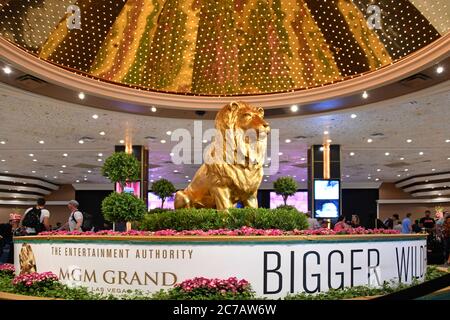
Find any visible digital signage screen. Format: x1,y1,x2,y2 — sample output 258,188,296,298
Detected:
313,179,340,218
270,191,308,212
115,181,141,198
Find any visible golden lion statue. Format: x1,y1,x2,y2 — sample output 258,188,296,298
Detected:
175,101,270,210
19,243,37,274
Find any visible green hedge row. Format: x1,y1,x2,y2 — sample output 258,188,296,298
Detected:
139,207,309,231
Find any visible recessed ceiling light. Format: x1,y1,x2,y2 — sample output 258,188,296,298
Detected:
446,139,450,143
377,169,381,172
161,139,166,144
87,170,92,173
278,152,283,156
301,157,306,161
1,159,5,162
63,153,68,157
290,105,299,112
98,153,103,157
38,140,45,144
264,164,269,167
2,66,12,74
406,139,412,143
436,66,444,74
119,140,125,144
31,170,36,173
368,176,372,179
268,157,271,161
397,174,401,177
29,153,34,157
59,170,64,173
367,138,373,143
448,157,450,160
0,140,5,144
323,131,329,135
346,175,350,178
97,158,102,162
76,180,80,183
319,147,324,152
92,114,99,119
362,91,369,99
419,152,424,155
78,139,84,144
78,92,85,100
150,179,154,183
425,180,429,183
54,176,58,179
285,139,291,143
32,159,37,162
158,176,162,179
185,176,189,179
83,178,87,181
151,106,157,112
202,139,208,144
375,178,380,181
188,179,192,182
400,157,405,161
263,179,268,182
99,131,106,136
404,168,409,172
61,165,66,168
4,171,8,173
44,175,47,178
170,152,174,157
166,131,172,136
301,179,305,182
349,152,355,156
438,193,442,196
432,168,436,172
385,152,390,156
326,139,332,143
351,114,357,119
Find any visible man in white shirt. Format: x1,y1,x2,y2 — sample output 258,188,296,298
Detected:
22,198,50,235
67,200,83,231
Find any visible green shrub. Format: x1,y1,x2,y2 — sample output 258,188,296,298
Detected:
101,152,140,186
273,177,298,205
151,179,176,208
102,192,147,223
139,207,308,231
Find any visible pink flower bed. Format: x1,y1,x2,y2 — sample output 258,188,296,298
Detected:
38,226,400,237
175,277,250,294
12,272,58,287
0,263,15,274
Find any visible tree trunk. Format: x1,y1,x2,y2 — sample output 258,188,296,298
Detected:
126,221,132,232
283,195,288,206
161,198,165,209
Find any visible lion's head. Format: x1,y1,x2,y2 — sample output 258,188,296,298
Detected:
19,243,37,275
208,101,270,167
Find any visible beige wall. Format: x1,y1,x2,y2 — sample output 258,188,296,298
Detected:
379,182,413,199
0,184,74,227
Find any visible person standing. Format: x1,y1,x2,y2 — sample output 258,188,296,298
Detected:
22,198,50,235
0,214,21,263
420,210,436,229
306,212,321,230
334,216,351,232
443,215,450,266
351,214,360,228
401,213,413,234
66,200,83,231
384,214,399,229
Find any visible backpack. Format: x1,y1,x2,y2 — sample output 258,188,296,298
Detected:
22,207,44,233
71,211,94,232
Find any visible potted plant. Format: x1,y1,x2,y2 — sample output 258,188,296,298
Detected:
273,176,298,206
151,179,176,209
101,152,144,230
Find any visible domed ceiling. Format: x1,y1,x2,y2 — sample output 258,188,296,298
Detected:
0,0,448,96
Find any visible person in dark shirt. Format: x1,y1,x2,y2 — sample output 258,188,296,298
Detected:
412,219,422,233
0,213,21,263
419,210,435,229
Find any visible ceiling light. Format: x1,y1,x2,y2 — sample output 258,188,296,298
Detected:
158,176,162,179
406,139,412,143
185,176,189,179
385,152,390,156
76,180,80,183
29,153,34,157
278,152,283,156
31,170,36,173
285,139,291,143
83,178,87,181
119,140,125,144
432,168,436,172
419,152,424,155
38,140,45,144
173,170,178,173
268,157,271,161
1,159,5,162
404,168,409,172
202,139,207,143
438,193,442,196
446,139,450,143
4,171,8,173
170,152,174,157
326,139,332,143
87,170,92,173
301,179,305,182
367,138,373,143
397,174,401,177
0,140,5,144
59,170,64,173
54,176,58,179
79,139,85,144
63,153,68,157
32,159,37,162
92,114,99,119
263,179,268,182
346,175,350,178
150,179,154,183
161,139,166,144
99,131,106,136
425,180,429,183
368,176,372,179
377,169,381,172
290,105,298,112
319,147,324,152
2,66,12,74
301,157,306,161
61,165,66,168
188,179,192,182
166,131,172,136
97,158,102,162
78,92,85,100
400,157,405,161
349,152,355,156
351,114,357,119
323,131,329,135
362,91,369,99
375,178,380,181
436,66,444,74
151,106,157,113
98,153,103,157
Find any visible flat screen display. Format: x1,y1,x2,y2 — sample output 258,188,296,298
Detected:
148,192,175,210
115,181,141,198
270,191,308,212
314,180,340,218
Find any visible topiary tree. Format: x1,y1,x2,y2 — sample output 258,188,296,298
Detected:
152,179,176,208
273,176,298,206
101,152,140,188
101,192,146,224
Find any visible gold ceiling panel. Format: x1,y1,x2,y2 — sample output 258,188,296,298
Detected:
0,0,447,96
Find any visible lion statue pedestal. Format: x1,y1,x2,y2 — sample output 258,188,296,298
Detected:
175,101,270,211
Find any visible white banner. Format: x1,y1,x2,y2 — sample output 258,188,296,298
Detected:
14,237,427,298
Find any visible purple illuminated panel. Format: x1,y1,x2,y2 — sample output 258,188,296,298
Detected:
270,192,308,212
148,192,175,210
115,182,141,198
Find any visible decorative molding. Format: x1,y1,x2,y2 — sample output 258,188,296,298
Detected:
0,200,71,206
0,174,59,190
378,198,450,204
